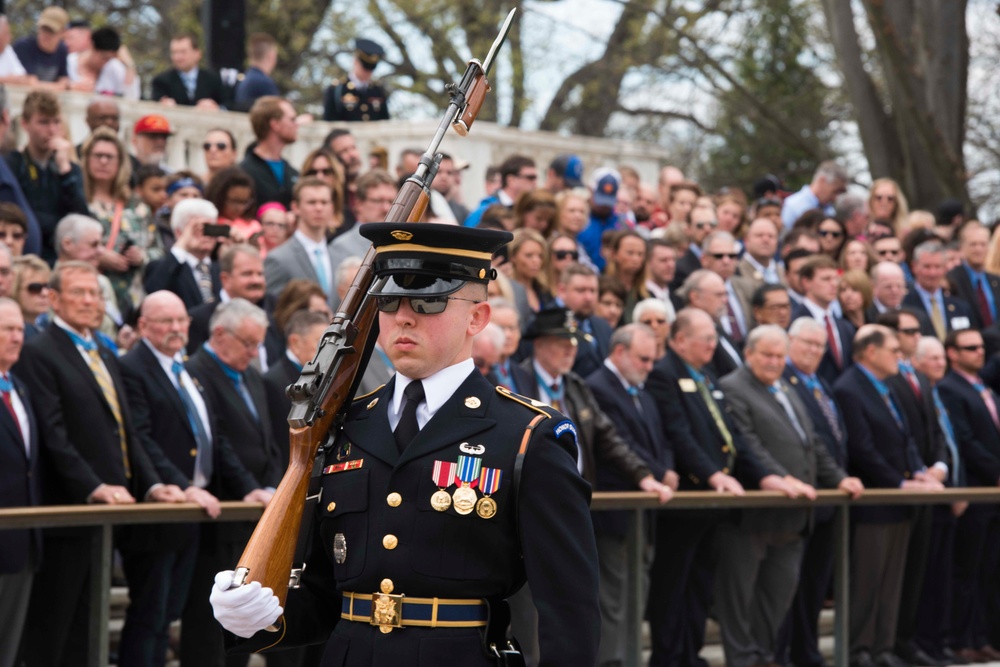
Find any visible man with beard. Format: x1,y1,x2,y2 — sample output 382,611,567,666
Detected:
240,96,300,208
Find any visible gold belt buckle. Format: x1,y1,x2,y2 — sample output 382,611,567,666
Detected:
370,592,404,633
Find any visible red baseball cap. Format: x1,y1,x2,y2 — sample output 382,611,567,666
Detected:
133,115,173,135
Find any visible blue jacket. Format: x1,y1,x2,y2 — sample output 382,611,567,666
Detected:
462,193,501,228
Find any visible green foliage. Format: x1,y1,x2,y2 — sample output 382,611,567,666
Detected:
699,0,840,194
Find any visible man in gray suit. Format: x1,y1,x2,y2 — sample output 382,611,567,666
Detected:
717,325,864,667
264,177,338,307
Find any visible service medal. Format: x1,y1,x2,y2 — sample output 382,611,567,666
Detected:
431,489,452,511
476,496,497,519
453,455,483,515
453,485,477,515
476,467,502,519
431,460,458,512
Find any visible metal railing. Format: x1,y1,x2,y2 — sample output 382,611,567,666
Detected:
2,489,997,667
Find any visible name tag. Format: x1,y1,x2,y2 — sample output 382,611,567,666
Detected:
951,316,971,330
678,379,697,393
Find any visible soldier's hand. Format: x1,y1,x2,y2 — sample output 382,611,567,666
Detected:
638,475,673,504
708,471,745,496
210,570,282,638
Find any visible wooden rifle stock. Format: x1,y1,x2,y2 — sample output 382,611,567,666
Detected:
232,7,517,622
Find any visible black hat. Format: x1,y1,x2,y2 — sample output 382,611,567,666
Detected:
523,307,587,343
752,174,788,199
360,222,512,297
355,38,385,71
936,198,964,226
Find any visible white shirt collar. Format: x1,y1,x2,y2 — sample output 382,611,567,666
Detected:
603,357,640,392
294,229,327,255
144,339,184,379
171,245,206,270
391,358,476,422
532,359,560,389
802,297,835,320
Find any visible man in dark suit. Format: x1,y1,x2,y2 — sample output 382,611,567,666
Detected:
866,262,910,323
0,298,40,661
264,179,338,308
780,316,852,667
143,198,222,311
151,34,226,108
585,323,677,667
682,268,743,376
16,262,185,665
645,308,794,667
875,310,952,666
937,328,1000,663
118,291,272,667
912,335,966,664
182,298,283,667
947,222,1000,331
187,244,283,369
514,308,672,664
263,310,328,462
670,204,717,290
902,240,975,340
791,255,855,383
833,324,944,667
718,325,861,667
751,284,793,330
700,231,753,346
644,238,684,319
550,263,613,379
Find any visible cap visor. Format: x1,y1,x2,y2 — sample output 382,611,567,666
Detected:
369,273,467,297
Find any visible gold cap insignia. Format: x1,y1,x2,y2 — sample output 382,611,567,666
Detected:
367,398,379,409
390,230,413,241
464,396,481,409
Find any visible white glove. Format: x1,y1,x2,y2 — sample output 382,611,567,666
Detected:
210,570,283,638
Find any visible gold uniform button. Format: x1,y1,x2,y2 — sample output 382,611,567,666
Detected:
380,578,394,593
387,493,402,507
382,534,398,550
722,467,730,474
327,501,336,512
190,449,197,457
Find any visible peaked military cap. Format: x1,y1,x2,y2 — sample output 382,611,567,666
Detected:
355,38,385,70
361,222,512,297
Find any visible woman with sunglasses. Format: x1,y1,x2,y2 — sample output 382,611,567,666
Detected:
546,233,580,289
0,203,28,257
202,128,238,184
81,127,146,313
205,167,263,246
868,178,909,237
11,255,50,335
816,216,848,259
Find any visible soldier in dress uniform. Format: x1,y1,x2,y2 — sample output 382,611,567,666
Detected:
323,38,391,122
210,222,601,666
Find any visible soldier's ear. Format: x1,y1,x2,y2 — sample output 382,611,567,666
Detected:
467,301,491,337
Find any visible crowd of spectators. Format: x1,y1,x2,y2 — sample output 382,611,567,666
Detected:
0,6,998,667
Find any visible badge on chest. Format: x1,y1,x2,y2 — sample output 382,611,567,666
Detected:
429,449,502,519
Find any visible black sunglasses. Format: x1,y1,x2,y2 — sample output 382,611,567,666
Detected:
306,168,335,177
375,295,482,315
553,249,579,260
203,142,230,151
25,282,47,295
710,252,739,260
957,344,985,352
898,327,922,336
877,248,902,256
818,229,843,238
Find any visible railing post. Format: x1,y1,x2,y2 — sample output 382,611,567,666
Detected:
833,502,850,667
89,523,112,667
625,508,644,667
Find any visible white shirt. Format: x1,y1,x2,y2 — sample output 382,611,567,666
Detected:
723,280,747,338
388,358,475,432
0,45,26,77
801,297,844,355
171,245,209,271
743,254,781,284
67,53,139,99
294,230,333,292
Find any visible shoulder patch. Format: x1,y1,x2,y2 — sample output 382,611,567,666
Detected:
496,385,552,418
353,384,386,402
553,419,578,443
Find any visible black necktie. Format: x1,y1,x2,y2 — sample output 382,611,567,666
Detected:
394,380,425,452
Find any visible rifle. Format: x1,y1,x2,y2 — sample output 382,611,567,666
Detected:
232,7,518,614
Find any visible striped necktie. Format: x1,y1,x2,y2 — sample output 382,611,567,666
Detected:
77,338,130,478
